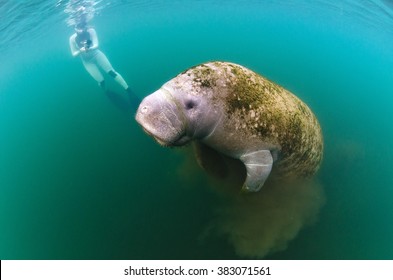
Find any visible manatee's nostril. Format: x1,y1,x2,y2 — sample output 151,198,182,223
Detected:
141,106,148,114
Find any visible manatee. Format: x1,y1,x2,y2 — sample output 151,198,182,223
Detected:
135,61,323,192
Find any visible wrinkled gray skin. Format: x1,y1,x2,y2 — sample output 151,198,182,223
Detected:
136,61,323,192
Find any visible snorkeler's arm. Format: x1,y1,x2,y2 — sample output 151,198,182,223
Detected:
88,28,99,50
69,34,81,57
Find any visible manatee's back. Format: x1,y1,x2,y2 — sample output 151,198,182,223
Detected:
210,62,323,179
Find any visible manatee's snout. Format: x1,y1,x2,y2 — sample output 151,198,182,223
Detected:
135,89,187,146
135,102,153,124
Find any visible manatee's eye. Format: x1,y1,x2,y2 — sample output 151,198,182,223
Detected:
185,100,196,110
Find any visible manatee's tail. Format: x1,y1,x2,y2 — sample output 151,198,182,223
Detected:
210,178,326,258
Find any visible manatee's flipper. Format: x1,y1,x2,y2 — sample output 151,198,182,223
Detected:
240,150,273,192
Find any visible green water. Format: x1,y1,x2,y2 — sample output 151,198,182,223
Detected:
1,0,393,259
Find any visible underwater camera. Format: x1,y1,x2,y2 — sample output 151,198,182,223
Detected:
82,39,92,49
